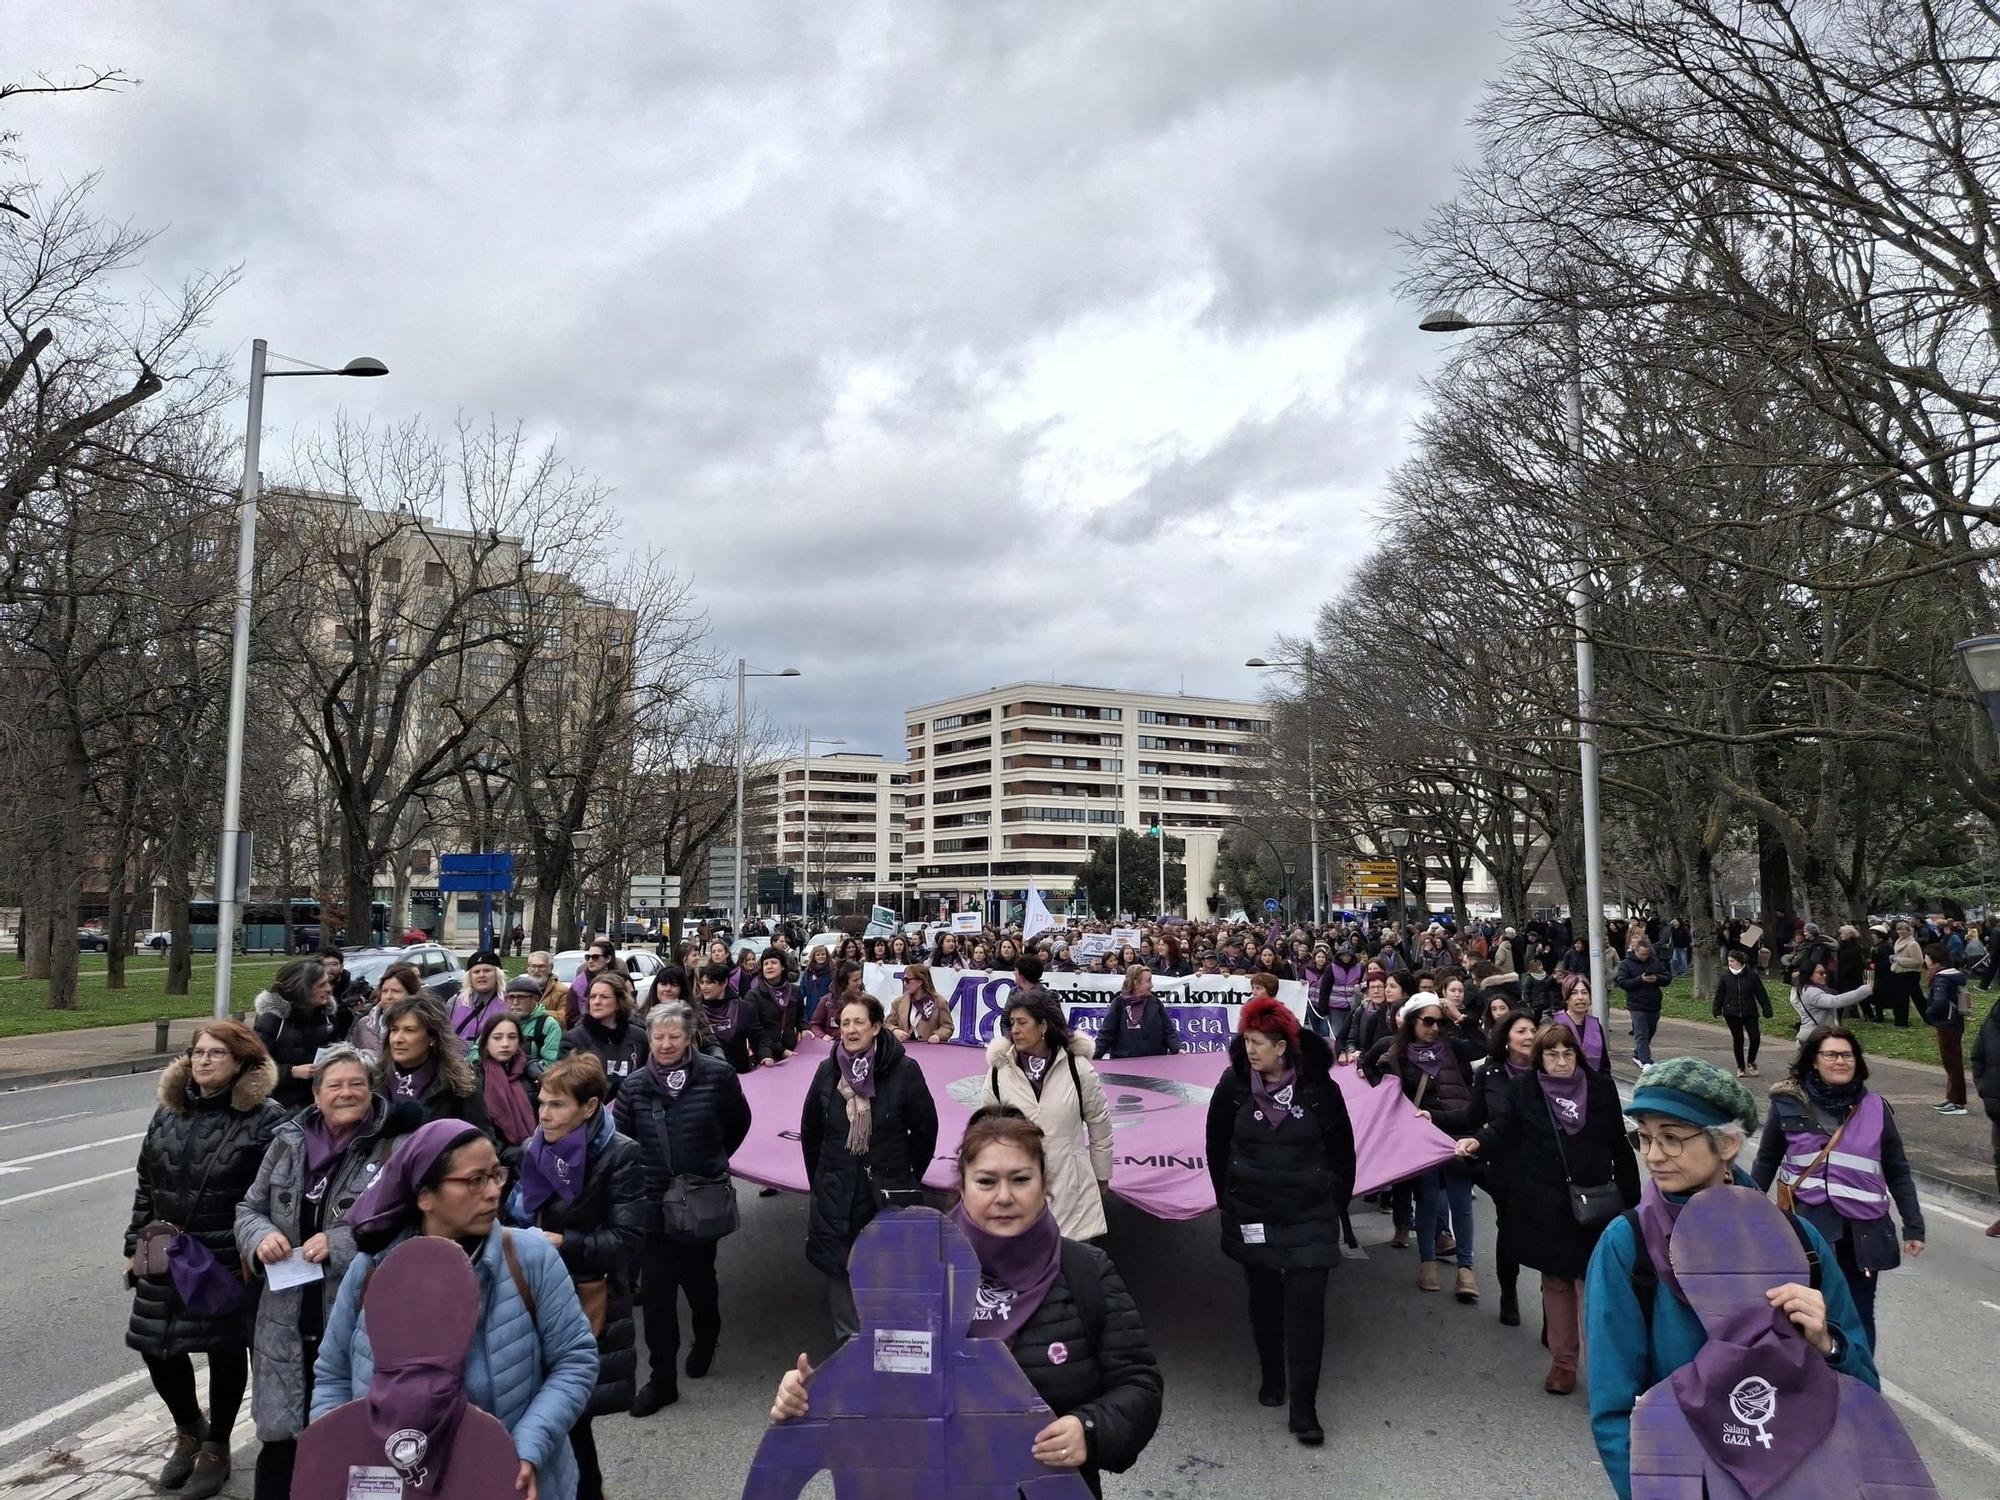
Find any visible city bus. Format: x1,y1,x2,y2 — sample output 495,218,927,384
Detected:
183,898,389,953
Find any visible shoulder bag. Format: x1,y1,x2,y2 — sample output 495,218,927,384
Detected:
1546,1091,1621,1230
1774,1118,1846,1216
130,1113,248,1315
656,1085,738,1244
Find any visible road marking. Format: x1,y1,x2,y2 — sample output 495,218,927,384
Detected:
1917,1196,1994,1233
0,1369,151,1451
1980,1300,2000,1317
0,1133,144,1174
1880,1378,2000,1470
0,1167,130,1207
0,1110,92,1133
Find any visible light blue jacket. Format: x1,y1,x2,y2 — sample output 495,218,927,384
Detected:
311,1226,598,1500
1583,1176,1878,1500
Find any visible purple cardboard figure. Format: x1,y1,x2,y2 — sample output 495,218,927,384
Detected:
744,1207,1092,1499
294,1237,523,1500
1628,1185,1938,1500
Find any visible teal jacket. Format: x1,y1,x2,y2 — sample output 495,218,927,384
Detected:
1583,1176,1878,1500
311,1226,598,1500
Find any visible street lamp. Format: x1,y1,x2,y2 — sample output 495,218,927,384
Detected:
1954,636,2000,736
733,658,799,930
1383,826,1411,925
800,733,847,925
1421,305,1608,1023
1248,649,1324,925
215,340,388,1018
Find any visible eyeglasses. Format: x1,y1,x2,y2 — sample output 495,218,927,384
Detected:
1541,1045,1576,1058
1817,1050,1857,1063
1633,1129,1704,1158
437,1168,508,1192
189,1047,233,1062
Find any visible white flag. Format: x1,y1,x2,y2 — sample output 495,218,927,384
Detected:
1024,882,1056,941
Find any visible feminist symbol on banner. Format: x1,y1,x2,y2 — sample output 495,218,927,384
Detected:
1728,1378,1777,1450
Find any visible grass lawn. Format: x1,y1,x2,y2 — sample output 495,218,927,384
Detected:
1609,974,1953,1070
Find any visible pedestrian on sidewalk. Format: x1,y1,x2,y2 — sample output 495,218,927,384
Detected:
253,958,340,1112
1750,1026,1924,1355
1885,920,1926,1028
1709,944,1773,1077
1922,944,1971,1116
1788,955,1872,1042
1612,938,1670,1066
124,1020,286,1500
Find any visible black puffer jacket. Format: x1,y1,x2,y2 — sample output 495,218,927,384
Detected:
505,1107,647,1416
1093,996,1180,1058
1520,972,1561,1021
1473,1069,1638,1279
1009,1240,1165,1499
386,1059,496,1140
253,991,338,1112
1365,1032,1485,1138
1205,1030,1356,1271
748,980,802,1060
800,1031,938,1277
559,1015,648,1105
124,1056,287,1356
1711,964,1773,1020
616,1050,752,1236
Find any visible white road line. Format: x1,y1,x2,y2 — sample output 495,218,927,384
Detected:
1980,1300,2000,1317
0,1368,151,1451
0,1133,144,1172
0,1110,93,1133
0,1167,130,1207
1880,1378,2000,1470
1917,1195,1994,1233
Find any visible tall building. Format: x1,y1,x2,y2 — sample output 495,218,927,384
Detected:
755,751,908,918
902,683,1266,919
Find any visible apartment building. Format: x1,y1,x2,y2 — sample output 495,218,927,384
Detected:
902,682,1266,918
754,751,908,918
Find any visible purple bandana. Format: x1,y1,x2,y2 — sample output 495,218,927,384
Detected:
515,1124,591,1217
389,1060,436,1103
304,1113,364,1178
481,1055,537,1147
702,997,740,1043
367,1279,469,1494
1635,1178,1691,1306
915,996,939,1022
950,1201,1063,1346
1539,1067,1590,1135
839,1039,878,1097
1019,1051,1051,1096
1405,1040,1446,1077
1249,1064,1301,1131
1667,1303,1840,1497
647,1055,690,1098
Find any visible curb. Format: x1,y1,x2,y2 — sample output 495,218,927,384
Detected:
0,1052,172,1093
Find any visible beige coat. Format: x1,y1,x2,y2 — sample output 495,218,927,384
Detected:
980,1032,1114,1240
889,992,956,1044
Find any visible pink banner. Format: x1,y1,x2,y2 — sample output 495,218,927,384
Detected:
728,1040,1455,1220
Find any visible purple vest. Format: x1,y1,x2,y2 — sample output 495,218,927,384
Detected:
1778,1093,1888,1222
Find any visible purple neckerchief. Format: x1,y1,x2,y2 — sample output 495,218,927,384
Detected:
647,1055,690,1098
702,997,740,1042
1405,1040,1446,1077
515,1124,591,1217
1635,1176,1700,1307
1539,1067,1590,1135
915,995,939,1022
949,1201,1063,1346
1019,1050,1051,1096
1556,1009,1606,1069
1667,1302,1839,1497
390,1060,436,1102
304,1113,363,1177
1504,1058,1532,1078
1122,997,1149,1028
839,1039,877,1098
1249,1063,1301,1131
367,1265,470,1494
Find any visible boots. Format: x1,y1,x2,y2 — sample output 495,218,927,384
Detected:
1390,1228,1409,1250
1544,1363,1577,1396
1455,1267,1479,1304
1499,1284,1521,1327
629,1379,678,1417
1434,1231,1457,1258
1417,1262,1440,1293
1289,1407,1325,1446
158,1424,206,1491
178,1444,230,1500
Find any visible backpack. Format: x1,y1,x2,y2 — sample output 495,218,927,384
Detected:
1621,1207,1819,1324
991,1050,1087,1126
1058,1238,1105,1350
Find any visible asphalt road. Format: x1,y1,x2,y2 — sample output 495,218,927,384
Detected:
2,1070,1996,1498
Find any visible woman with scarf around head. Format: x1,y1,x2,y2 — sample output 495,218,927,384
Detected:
886,961,956,1045
1367,994,1484,1298
1457,1023,1639,1395
801,991,940,1341
236,1045,410,1500
1469,1011,1539,1330
314,1119,599,1500
502,1054,645,1500
558,970,647,1107
978,990,1115,1240
694,960,768,1072
126,1020,287,1500
1553,974,1612,1074
1093,964,1181,1059
615,1000,752,1417
746,949,803,1063
770,1107,1163,1498
1582,1057,1878,1500
1750,1027,1924,1356
378,992,494,1137
1205,996,1355,1446
478,1013,542,1163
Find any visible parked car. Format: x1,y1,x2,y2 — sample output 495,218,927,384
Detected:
139,930,174,951
341,943,466,1003
77,927,108,952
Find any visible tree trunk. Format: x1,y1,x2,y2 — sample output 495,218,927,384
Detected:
1757,821,1793,927
21,879,50,980
163,801,195,995
44,735,90,1011
343,809,376,956
104,758,139,990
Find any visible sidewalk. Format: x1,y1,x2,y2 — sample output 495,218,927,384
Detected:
1608,1013,1997,1208
0,1020,203,1091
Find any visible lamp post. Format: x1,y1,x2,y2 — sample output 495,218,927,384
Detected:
1248,649,1324,924
733,658,799,931
800,733,847,925
1954,636,2000,735
1384,826,1411,927
1420,306,1607,1022
215,340,388,1018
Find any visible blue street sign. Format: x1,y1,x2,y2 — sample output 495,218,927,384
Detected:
436,851,514,894
1264,898,1280,914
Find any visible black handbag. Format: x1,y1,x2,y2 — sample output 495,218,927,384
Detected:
656,1093,738,1244
1547,1092,1621,1230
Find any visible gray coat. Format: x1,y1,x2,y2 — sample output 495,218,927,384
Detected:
233,1096,404,1440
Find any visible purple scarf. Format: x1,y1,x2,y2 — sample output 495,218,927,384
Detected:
1121,997,1149,1029
1667,1302,1839,1497
702,997,741,1043
389,1059,436,1103
1248,1064,1301,1131
304,1113,364,1178
1556,1009,1606,1069
1019,1050,1051,1097
515,1123,591,1217
950,1201,1063,1345
481,1054,537,1147
1405,1040,1447,1077
367,1251,470,1494
839,1038,878,1098
647,1054,691,1098
1634,1177,1692,1307
1504,1057,1532,1078
1538,1066,1590,1135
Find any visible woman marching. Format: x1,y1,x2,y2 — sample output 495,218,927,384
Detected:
979,990,1115,1241
801,991,939,1340
1457,1023,1639,1394
559,969,649,1107
1552,974,1611,1074
1473,1010,1539,1328
1368,994,1484,1299
126,1021,286,1500
478,1012,542,1162
1751,1026,1924,1355
770,1107,1163,1498
1205,997,1355,1445
1710,943,1774,1078
378,991,494,1136
1094,965,1181,1059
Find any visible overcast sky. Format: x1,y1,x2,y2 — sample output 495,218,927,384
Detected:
11,2,1514,756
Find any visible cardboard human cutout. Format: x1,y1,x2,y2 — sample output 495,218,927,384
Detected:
294,1236,522,1500
1628,1185,1936,1499
744,1207,1091,1498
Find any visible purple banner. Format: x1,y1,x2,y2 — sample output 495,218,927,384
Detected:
1067,1003,1233,1052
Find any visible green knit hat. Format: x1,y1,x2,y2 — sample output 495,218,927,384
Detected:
1628,1056,1759,1132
